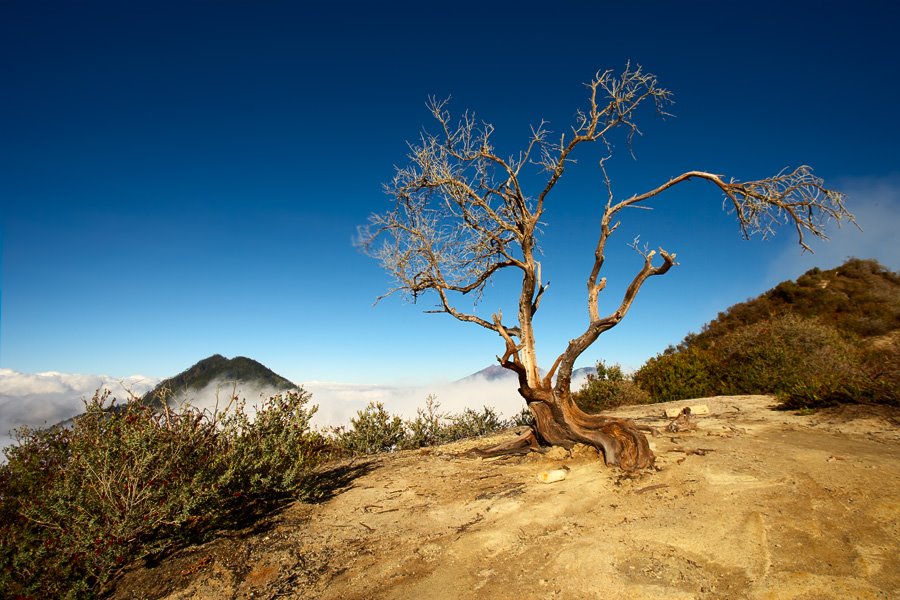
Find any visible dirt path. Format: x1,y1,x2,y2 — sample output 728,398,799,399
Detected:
113,396,900,599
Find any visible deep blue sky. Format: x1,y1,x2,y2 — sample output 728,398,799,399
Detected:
2,1,898,385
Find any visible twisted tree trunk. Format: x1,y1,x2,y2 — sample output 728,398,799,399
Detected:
473,384,654,471
361,66,851,471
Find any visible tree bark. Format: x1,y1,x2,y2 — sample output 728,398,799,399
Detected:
473,386,654,471
362,66,851,472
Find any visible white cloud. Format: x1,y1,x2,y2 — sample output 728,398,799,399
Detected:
0,369,160,453
302,378,521,429
0,369,159,399
769,174,900,281
302,370,593,429
161,378,299,418
0,367,594,457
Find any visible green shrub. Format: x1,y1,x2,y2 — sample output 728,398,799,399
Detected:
633,346,715,402
442,406,507,440
509,407,536,428
634,313,899,408
0,389,325,599
706,314,853,395
215,391,329,498
626,260,900,406
573,361,652,412
856,333,900,405
331,401,406,455
333,397,513,454
778,331,899,408
402,395,448,449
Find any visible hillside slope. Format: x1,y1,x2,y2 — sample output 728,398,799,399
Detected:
112,397,900,599
634,259,899,405
142,355,297,407
693,258,899,344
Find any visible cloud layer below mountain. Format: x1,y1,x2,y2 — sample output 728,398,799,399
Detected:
0,368,592,455
0,369,160,451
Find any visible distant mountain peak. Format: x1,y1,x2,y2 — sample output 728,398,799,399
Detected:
456,365,517,383
142,355,296,406
455,364,597,386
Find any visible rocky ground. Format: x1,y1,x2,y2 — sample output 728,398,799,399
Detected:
112,395,900,599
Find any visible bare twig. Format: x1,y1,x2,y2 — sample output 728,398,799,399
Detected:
359,63,852,403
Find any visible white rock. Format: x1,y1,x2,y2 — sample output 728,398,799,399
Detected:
536,468,568,484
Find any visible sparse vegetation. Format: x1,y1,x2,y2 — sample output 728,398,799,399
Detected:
573,361,651,413
330,401,407,455
0,384,521,597
6,256,897,597
441,405,508,441
633,259,900,408
359,64,853,468
404,395,449,448
0,389,327,599
331,397,513,456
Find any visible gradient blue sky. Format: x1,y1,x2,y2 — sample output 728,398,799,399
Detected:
2,0,898,385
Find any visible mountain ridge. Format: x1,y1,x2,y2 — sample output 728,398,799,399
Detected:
142,354,297,407
634,258,900,404
692,258,899,346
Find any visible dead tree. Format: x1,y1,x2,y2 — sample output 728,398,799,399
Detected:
358,64,853,469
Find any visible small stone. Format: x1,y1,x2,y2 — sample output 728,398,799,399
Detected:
536,468,569,483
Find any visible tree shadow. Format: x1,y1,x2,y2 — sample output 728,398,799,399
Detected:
303,458,378,504
208,459,377,533
138,459,377,570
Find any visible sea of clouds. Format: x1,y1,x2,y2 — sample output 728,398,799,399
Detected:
0,368,592,455
0,369,160,452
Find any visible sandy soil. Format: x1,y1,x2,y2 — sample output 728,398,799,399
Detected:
112,395,900,599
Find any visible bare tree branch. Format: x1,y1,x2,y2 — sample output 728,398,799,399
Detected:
554,247,676,395
359,62,853,416
534,63,673,217
552,165,851,389
610,167,852,251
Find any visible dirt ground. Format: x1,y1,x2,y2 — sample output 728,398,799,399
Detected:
112,395,900,599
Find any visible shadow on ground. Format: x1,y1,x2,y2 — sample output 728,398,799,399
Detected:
108,459,377,597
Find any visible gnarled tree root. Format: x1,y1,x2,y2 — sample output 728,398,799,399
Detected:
468,429,542,458
578,417,655,471
468,418,654,471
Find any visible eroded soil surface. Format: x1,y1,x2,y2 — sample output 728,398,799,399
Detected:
112,396,900,599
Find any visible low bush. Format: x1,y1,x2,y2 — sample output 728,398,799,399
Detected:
403,394,447,449
778,331,899,409
332,397,513,455
573,361,652,413
633,314,899,408
710,314,857,397
0,389,325,599
331,401,406,455
633,346,715,402
632,259,900,407
509,407,536,428
442,406,507,441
